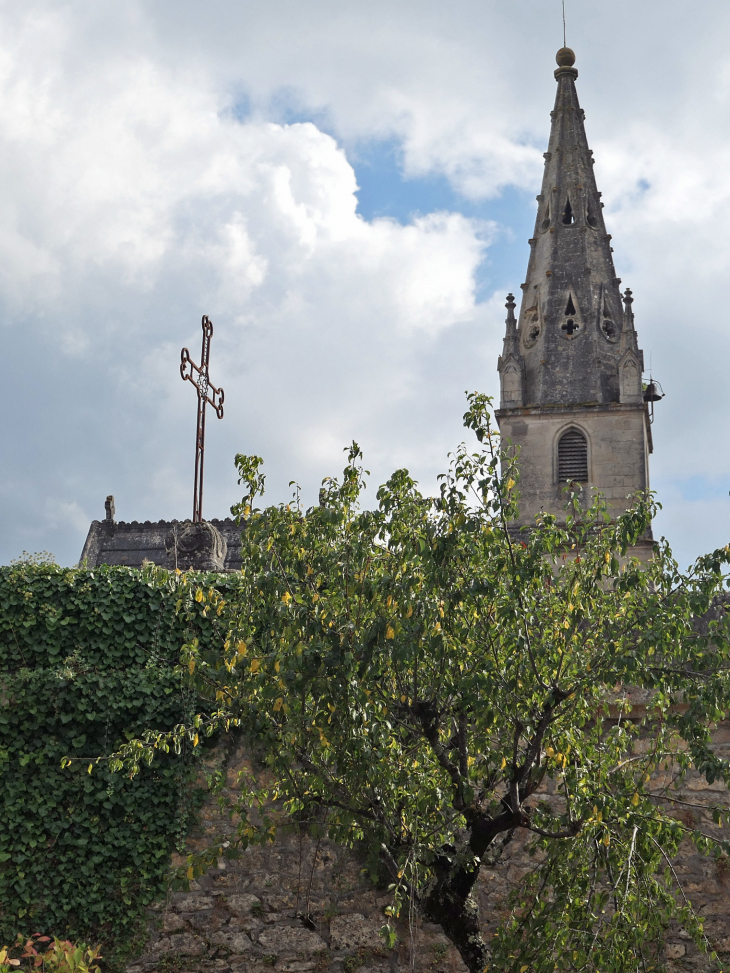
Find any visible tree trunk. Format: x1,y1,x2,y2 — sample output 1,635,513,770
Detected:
422,860,490,973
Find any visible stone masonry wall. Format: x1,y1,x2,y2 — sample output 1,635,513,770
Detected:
127,732,730,973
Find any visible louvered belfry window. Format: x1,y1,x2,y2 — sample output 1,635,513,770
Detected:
558,430,588,482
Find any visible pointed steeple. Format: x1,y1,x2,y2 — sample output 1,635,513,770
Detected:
512,47,640,407
495,47,653,543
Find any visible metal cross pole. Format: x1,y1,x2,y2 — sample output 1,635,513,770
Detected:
180,315,224,523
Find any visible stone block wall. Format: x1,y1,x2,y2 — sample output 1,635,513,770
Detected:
127,735,730,973
496,402,651,528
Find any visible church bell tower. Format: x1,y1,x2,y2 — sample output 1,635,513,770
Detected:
496,47,652,545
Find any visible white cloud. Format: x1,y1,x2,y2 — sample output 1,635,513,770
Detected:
0,7,496,563
3,0,730,569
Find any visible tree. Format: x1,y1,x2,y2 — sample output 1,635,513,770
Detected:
119,395,730,972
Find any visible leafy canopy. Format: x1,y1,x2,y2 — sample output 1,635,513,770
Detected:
118,394,730,973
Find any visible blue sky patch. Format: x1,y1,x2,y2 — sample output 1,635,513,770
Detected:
675,475,730,502
351,137,536,300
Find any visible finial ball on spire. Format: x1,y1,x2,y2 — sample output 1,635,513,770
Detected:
556,47,576,67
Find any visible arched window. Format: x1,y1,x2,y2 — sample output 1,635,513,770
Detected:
558,429,588,482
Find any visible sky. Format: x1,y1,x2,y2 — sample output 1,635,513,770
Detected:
3,0,730,570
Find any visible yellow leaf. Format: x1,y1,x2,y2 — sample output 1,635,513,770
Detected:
521,966,528,972
186,866,194,880
500,757,506,770
312,592,319,603
195,589,203,603
274,660,280,673
546,746,555,758
605,552,611,564
193,733,199,747
188,658,196,675
507,479,516,492
87,763,93,774
250,659,260,673
328,703,336,712
597,810,603,823
400,695,407,703
406,605,413,618
632,792,639,806
282,591,292,605
386,595,392,608
603,833,610,846
273,698,283,712
236,641,247,657
386,625,395,640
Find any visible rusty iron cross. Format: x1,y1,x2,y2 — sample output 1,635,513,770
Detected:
180,315,224,523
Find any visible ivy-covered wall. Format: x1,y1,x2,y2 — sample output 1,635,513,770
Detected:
0,563,234,963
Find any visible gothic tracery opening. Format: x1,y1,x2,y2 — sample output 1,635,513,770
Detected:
561,294,581,336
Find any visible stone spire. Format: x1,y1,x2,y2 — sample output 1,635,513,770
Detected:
495,46,652,545
497,293,524,407
499,47,644,410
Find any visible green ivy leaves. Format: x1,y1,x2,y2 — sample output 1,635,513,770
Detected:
0,562,233,964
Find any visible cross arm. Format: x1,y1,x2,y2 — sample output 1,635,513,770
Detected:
180,348,225,419
203,381,225,418
180,346,202,382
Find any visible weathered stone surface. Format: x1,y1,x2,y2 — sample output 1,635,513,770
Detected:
161,912,186,934
155,933,206,956
329,914,383,950
173,892,216,911
208,931,253,953
165,521,227,572
256,925,326,954
226,893,261,916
